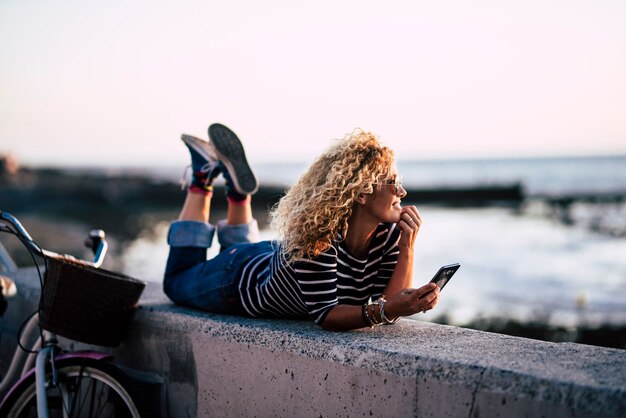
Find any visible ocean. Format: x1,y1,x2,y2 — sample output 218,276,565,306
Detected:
120,155,626,328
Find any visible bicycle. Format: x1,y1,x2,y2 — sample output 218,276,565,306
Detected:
0,211,148,417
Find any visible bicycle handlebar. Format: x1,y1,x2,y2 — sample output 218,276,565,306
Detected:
0,211,108,268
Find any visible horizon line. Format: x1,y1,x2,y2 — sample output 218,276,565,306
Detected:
9,151,626,170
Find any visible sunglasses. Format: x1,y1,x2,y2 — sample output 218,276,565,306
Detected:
377,178,404,196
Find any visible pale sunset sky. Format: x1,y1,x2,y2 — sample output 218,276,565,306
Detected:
1,0,625,167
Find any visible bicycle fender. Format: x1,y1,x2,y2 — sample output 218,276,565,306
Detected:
56,351,113,362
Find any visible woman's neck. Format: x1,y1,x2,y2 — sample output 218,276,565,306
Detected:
344,212,379,259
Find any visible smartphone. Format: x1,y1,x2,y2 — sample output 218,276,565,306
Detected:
429,263,460,291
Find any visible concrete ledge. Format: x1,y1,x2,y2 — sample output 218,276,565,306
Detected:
2,268,626,417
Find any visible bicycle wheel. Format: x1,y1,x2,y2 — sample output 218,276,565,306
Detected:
0,358,146,418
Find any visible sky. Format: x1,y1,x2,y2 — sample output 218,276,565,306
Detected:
1,0,625,167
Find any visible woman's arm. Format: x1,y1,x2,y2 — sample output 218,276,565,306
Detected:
319,305,366,331
320,206,440,331
384,206,421,298
381,206,440,320
320,283,439,331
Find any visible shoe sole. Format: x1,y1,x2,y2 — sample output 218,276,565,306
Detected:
181,134,218,162
208,123,258,195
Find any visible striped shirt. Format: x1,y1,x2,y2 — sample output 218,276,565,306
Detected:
237,223,401,324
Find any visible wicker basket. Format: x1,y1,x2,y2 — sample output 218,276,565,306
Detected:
39,256,146,347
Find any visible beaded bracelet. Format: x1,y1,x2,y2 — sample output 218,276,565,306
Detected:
369,303,381,326
374,297,399,325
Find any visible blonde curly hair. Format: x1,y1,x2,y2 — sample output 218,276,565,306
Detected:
270,129,395,261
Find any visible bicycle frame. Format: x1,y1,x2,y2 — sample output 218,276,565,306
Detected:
1,338,113,411
0,211,113,417
0,312,115,417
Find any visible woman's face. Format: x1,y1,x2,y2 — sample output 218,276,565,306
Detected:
361,164,407,224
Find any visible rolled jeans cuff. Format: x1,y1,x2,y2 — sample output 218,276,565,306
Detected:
168,220,216,248
217,219,260,248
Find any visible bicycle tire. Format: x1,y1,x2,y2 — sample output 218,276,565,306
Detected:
0,358,147,418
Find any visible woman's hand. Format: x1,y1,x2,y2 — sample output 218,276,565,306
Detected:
385,283,440,319
397,206,422,251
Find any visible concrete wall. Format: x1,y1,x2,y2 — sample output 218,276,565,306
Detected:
2,267,625,417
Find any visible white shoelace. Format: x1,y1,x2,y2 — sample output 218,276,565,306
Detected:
179,162,214,190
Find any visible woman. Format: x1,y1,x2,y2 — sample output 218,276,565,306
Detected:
164,123,439,331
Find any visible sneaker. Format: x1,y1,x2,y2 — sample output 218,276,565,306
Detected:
181,134,221,189
208,123,259,195
181,134,219,172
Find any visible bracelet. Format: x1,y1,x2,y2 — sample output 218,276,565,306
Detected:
362,302,379,328
369,303,381,326
375,297,399,325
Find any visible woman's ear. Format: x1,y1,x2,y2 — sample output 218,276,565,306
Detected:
356,193,367,205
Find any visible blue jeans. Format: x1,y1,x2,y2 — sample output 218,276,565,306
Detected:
163,218,262,314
